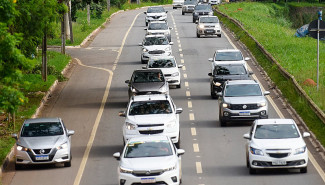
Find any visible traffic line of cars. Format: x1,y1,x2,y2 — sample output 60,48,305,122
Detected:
113,6,186,185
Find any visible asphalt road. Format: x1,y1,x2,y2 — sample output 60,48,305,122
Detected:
4,6,325,185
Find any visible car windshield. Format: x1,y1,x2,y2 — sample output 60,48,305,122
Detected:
195,5,211,10
148,58,176,68
200,17,219,23
147,7,165,13
125,140,173,158
132,71,165,83
224,84,262,97
215,51,243,61
148,23,168,30
21,122,64,137
254,124,300,139
214,65,246,75
129,100,172,115
144,37,169,45
184,0,197,5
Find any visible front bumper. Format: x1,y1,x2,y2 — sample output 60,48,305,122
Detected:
146,17,167,23
166,76,181,86
220,107,268,121
197,28,221,36
141,51,172,62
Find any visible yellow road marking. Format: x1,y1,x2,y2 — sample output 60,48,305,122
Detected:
193,143,200,152
191,127,197,136
186,91,191,97
182,65,186,70
189,113,195,120
181,59,184,63
196,162,203,174
188,101,192,108
185,82,189,87
183,74,187,78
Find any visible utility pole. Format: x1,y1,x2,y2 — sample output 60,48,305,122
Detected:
68,0,74,43
61,11,66,54
42,28,47,81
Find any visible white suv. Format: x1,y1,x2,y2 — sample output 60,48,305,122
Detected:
208,49,250,71
119,94,183,147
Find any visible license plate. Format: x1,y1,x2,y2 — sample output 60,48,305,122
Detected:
35,155,49,161
141,178,156,183
272,160,286,165
239,111,250,116
206,30,214,33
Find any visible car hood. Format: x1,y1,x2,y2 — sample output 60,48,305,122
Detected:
132,82,166,92
127,114,176,124
144,45,170,51
147,30,169,34
194,10,212,13
224,96,266,104
147,13,166,17
251,138,305,150
213,74,250,81
159,68,179,75
18,135,66,149
200,23,219,27
121,156,176,170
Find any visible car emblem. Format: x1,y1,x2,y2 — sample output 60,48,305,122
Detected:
40,149,45,154
147,128,153,131
243,105,247,109
146,171,151,175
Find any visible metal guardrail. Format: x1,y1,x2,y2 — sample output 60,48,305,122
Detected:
215,8,325,124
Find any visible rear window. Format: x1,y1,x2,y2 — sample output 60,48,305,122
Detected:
225,84,262,97
148,58,176,68
215,51,243,61
21,122,64,137
129,100,172,115
125,140,173,158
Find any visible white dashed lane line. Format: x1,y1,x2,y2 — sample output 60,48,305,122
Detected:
186,91,191,97
188,101,193,108
189,113,195,120
196,162,203,174
191,127,197,136
193,143,200,152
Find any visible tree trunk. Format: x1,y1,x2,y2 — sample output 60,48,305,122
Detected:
42,28,47,82
87,4,90,25
61,14,66,54
68,0,74,43
107,0,110,12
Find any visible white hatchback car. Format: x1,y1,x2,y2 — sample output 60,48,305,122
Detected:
243,119,310,174
145,21,173,41
139,35,173,64
119,94,183,147
144,6,168,26
208,49,250,72
143,56,183,88
113,135,185,185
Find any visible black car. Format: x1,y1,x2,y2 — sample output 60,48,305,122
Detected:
125,69,169,98
192,4,213,23
208,64,252,98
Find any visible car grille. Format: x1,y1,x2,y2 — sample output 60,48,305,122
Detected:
205,25,215,28
252,160,306,167
267,153,290,158
151,32,164,35
149,50,165,54
27,148,57,162
164,74,172,77
132,169,164,177
33,149,52,154
139,130,164,134
150,16,162,19
199,12,209,15
137,124,164,127
229,104,258,110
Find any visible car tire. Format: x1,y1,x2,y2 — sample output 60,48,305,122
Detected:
141,57,146,64
218,34,222,37
249,166,256,174
168,36,171,42
182,11,185,15
197,33,200,38
176,83,181,88
193,18,195,23
15,163,22,170
219,111,226,127
64,160,71,167
246,154,250,168
175,134,181,148
211,90,218,99
300,167,307,173
145,22,148,26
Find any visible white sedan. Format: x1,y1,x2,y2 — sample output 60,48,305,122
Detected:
113,135,185,185
243,119,310,174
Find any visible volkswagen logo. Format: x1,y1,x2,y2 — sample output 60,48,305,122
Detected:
40,149,45,154
146,171,151,175
242,105,247,109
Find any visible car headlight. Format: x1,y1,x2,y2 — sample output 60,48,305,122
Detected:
17,145,30,152
294,146,306,155
250,147,264,156
171,72,179,77
257,102,267,107
165,47,171,51
213,81,221,87
120,166,133,174
208,12,213,15
57,142,68,150
126,122,137,130
166,120,177,128
163,164,176,172
199,24,204,29
222,103,230,108
143,48,148,52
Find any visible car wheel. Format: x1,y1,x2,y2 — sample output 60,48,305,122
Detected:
64,160,71,167
141,57,146,64
300,167,307,173
219,112,226,127
145,22,148,26
15,163,22,170
182,11,185,15
193,18,195,23
218,34,222,37
176,83,181,88
175,134,181,148
168,36,171,42
211,90,218,99
246,153,250,168
197,33,200,38
249,166,256,174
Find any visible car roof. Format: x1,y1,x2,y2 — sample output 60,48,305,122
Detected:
23,117,61,124
215,49,241,53
226,80,258,85
128,135,170,143
255,119,296,126
199,15,218,18
131,94,170,102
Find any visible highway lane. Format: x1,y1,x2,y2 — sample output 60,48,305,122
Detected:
4,6,325,185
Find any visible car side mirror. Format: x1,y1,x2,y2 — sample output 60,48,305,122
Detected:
244,57,251,61
303,132,310,138
11,133,18,140
119,111,126,117
208,73,212,76
138,43,143,46
243,133,250,140
166,11,168,13
177,149,185,156
125,80,130,84
142,66,147,69
249,71,253,75
113,152,121,160
169,27,173,30
176,108,183,114
67,130,75,136
144,28,147,30
264,91,270,96
217,92,222,97
208,58,213,62
169,42,174,45
178,64,183,68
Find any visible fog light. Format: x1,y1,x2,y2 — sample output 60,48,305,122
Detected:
260,111,266,115
223,112,229,117
253,162,258,166
120,179,126,185
300,160,305,165
171,176,178,182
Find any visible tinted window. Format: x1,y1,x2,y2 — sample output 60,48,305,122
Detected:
148,58,176,68
125,140,173,158
184,0,197,4
148,23,168,30
254,124,300,139
200,17,219,23
215,51,243,61
224,84,262,97
144,37,169,45
129,100,172,115
147,7,165,13
214,65,247,75
21,122,64,137
195,5,211,10
132,71,164,83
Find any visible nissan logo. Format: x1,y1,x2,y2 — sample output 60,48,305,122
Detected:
243,105,247,109
40,149,45,154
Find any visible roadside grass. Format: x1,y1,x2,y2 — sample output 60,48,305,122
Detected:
216,2,325,145
0,51,70,166
48,2,171,46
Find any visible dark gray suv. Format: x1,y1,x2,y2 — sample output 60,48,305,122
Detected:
192,4,213,23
